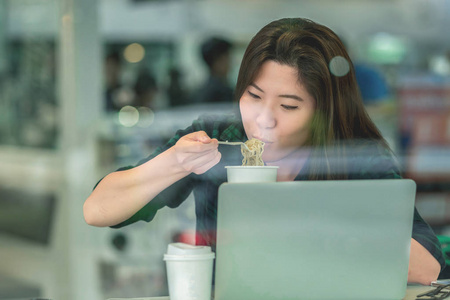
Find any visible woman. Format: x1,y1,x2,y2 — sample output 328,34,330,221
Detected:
84,18,444,284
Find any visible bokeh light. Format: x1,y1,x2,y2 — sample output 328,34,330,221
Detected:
367,33,406,64
329,56,350,77
137,107,155,128
124,43,145,63
429,55,450,76
118,105,139,127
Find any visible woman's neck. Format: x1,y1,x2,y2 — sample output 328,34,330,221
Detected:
266,149,311,182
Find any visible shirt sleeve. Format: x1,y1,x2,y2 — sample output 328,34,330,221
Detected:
103,113,242,229
412,208,446,270
109,123,198,228
108,113,243,228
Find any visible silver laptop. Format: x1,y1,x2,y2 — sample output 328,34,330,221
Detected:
214,179,416,300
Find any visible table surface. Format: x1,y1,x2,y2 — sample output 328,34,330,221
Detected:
107,284,434,300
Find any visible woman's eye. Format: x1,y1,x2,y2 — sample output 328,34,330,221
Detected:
247,91,261,99
281,105,298,111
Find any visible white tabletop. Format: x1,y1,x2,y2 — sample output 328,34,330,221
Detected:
107,284,433,300
108,298,169,300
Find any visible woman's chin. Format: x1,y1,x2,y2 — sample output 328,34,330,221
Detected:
262,149,304,164
262,153,286,164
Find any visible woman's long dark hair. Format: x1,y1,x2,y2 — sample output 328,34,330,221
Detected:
235,18,391,180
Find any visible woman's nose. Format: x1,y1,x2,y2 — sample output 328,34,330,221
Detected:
255,106,276,129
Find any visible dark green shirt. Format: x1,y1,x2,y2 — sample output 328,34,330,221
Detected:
110,113,445,270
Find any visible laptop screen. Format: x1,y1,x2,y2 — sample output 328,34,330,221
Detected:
214,180,416,300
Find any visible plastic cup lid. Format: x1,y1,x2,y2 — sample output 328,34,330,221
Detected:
167,242,212,255
163,243,215,261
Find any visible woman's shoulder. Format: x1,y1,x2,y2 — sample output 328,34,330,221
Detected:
191,113,245,141
345,139,402,179
347,139,392,156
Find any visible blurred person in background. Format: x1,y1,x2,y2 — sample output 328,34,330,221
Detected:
84,18,444,285
354,63,390,105
167,67,189,107
191,37,234,104
133,67,158,109
104,51,125,111
104,50,136,112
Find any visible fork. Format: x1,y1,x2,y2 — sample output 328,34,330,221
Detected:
218,141,250,151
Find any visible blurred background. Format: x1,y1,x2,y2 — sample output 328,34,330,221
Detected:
1,0,450,299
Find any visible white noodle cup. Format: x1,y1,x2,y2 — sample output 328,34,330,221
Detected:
225,166,279,183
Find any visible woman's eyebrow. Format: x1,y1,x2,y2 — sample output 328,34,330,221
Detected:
250,82,264,92
250,82,303,101
279,94,303,101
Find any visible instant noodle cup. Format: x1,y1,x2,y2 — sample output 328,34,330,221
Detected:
225,166,278,183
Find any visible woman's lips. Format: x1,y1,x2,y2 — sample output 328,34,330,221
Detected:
253,136,273,144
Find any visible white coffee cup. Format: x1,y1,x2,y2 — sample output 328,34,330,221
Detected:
163,243,215,300
225,166,278,183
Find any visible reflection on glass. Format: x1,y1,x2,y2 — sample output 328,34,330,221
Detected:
0,39,58,149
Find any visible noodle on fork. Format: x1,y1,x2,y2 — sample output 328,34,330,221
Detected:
241,138,265,166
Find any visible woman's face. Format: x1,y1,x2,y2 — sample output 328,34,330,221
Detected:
239,60,316,163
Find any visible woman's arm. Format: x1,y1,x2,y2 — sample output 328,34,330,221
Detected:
83,131,221,227
408,238,441,285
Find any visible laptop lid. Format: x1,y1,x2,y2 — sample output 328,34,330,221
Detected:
214,179,416,300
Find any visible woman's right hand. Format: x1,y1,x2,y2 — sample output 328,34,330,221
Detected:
172,131,222,175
